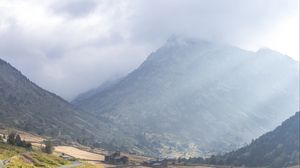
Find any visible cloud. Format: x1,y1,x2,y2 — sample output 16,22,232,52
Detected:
52,0,98,18
0,0,298,100
128,0,298,46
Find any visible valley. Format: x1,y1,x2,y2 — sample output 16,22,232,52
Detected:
1,126,298,168
0,0,299,167
0,37,299,167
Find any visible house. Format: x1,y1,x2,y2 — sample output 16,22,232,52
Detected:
142,159,168,168
165,158,177,165
104,151,129,165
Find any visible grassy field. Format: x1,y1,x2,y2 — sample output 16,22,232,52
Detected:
5,152,69,168
0,143,70,168
0,143,26,160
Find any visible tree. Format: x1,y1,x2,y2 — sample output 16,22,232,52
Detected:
15,134,22,146
7,132,17,145
43,140,54,154
4,132,32,149
24,140,32,150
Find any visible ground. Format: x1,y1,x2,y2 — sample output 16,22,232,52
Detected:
0,143,70,167
0,128,151,168
1,129,298,168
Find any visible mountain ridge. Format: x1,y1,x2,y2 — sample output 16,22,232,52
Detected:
0,58,106,145
74,38,299,157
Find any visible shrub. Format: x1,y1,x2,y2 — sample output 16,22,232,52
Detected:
7,132,17,145
43,140,54,154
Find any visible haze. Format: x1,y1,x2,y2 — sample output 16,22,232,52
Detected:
0,0,298,100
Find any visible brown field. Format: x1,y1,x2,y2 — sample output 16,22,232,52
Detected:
54,146,116,167
55,146,104,161
18,131,45,143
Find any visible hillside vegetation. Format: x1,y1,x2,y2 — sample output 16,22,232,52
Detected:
0,142,69,168
0,58,117,148
186,112,300,168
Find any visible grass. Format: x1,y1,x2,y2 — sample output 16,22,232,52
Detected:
0,142,70,168
76,162,96,168
0,142,26,159
76,162,105,168
5,152,70,168
23,152,69,167
4,155,34,168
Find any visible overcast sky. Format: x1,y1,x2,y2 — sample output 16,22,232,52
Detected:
0,0,298,100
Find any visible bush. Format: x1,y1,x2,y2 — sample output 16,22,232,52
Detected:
43,140,54,154
7,132,17,145
6,132,32,149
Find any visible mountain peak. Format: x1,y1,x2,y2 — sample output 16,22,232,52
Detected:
257,47,283,55
165,35,191,46
74,41,299,157
165,35,213,48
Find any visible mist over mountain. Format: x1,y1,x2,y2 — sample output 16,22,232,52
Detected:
74,37,299,157
0,37,298,158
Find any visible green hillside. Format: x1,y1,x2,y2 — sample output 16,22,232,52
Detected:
0,143,69,168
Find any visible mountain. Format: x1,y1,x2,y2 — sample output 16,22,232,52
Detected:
222,111,300,167
0,58,110,145
74,37,299,157
72,77,122,105
199,112,299,168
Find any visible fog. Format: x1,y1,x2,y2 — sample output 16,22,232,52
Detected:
0,0,298,100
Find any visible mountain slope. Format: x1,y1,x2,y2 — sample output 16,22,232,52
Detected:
74,37,299,157
207,111,299,168
0,58,107,144
72,77,122,105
